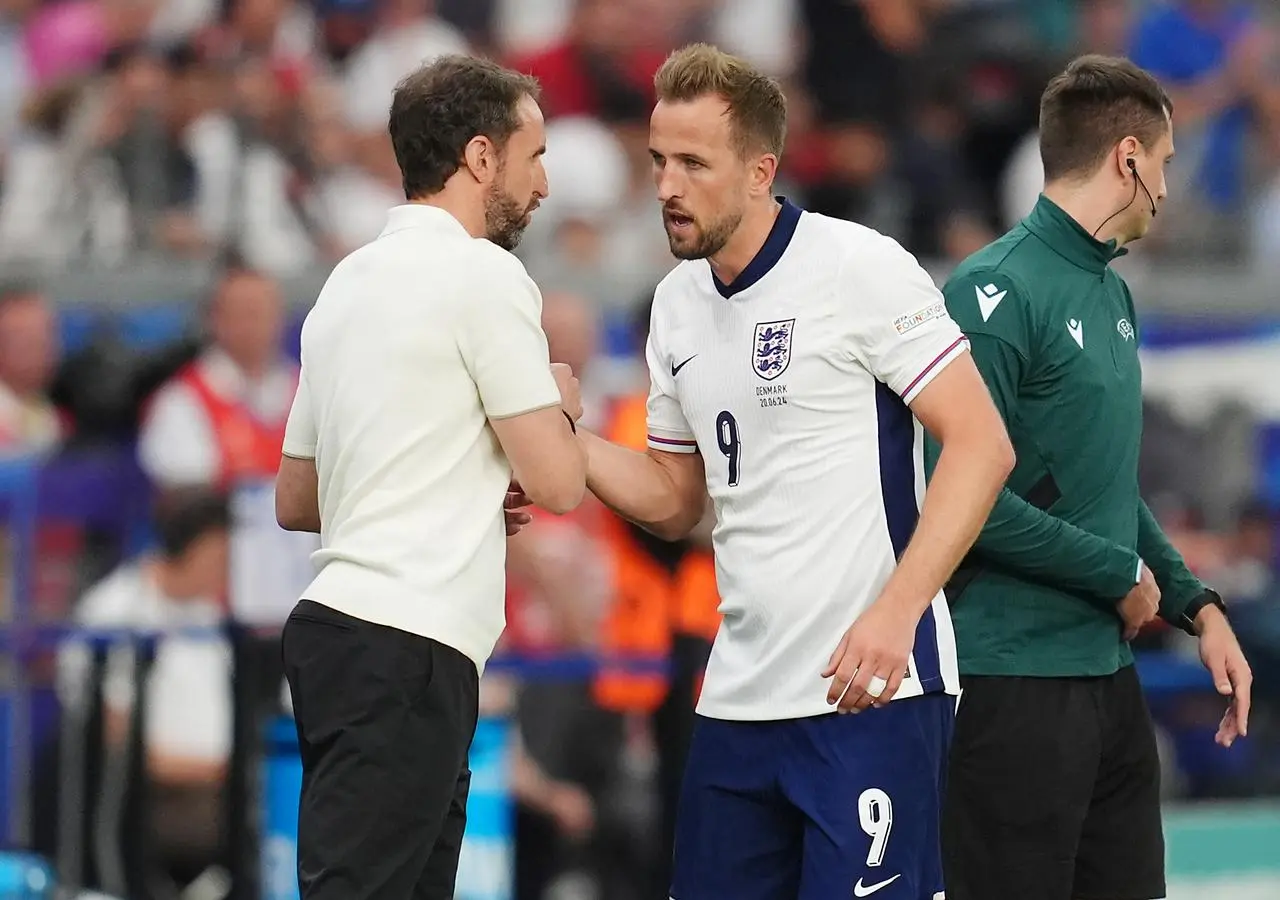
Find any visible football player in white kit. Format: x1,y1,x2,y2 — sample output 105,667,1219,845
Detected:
577,45,1015,900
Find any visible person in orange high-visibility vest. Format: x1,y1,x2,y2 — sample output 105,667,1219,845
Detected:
592,388,720,893
138,268,298,492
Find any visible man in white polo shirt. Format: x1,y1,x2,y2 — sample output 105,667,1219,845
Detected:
273,55,587,900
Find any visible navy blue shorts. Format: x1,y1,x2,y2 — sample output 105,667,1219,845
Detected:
670,694,954,900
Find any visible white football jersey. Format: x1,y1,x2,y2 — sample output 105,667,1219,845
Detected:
646,199,967,720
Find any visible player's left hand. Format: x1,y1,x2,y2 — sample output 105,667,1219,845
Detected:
1197,610,1252,747
504,481,534,536
822,601,918,714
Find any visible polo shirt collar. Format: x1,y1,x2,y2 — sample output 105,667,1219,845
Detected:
379,203,472,238
1024,194,1127,275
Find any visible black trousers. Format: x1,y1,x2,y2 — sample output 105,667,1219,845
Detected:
942,665,1165,900
281,600,479,900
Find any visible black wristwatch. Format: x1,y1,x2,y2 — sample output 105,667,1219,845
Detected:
563,411,577,434
1178,588,1227,636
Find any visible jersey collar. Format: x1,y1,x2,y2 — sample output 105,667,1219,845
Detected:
712,196,803,298
1024,194,1128,275
379,203,472,239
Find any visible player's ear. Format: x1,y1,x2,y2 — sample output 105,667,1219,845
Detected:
750,153,779,198
462,135,498,185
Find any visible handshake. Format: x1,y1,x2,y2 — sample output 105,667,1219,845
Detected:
552,362,584,424
502,363,585,537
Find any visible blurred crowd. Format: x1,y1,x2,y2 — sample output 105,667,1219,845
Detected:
4,0,1280,281
1,1,1280,899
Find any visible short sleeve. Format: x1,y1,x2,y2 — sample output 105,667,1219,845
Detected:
456,255,562,420
844,239,970,404
282,370,317,460
644,311,697,455
941,269,1034,362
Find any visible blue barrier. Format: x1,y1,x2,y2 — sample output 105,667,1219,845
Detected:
261,717,303,900
259,714,514,900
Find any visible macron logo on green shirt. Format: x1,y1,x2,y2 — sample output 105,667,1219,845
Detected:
975,283,1006,322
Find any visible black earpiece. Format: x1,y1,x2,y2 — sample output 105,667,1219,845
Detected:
1093,156,1157,237
1128,157,1157,217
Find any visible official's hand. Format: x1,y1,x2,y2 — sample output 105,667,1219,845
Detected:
504,480,533,536
551,363,583,422
821,600,918,714
1117,563,1161,641
1197,608,1252,747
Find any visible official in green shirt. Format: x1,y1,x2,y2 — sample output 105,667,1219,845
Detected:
926,55,1254,900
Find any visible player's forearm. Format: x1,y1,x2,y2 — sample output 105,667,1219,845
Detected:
580,430,702,540
924,430,1143,602
882,429,1013,617
1137,499,1207,624
972,489,1143,603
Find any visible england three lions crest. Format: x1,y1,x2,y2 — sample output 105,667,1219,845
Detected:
753,319,794,381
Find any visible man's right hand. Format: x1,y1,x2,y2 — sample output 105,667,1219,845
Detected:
551,363,583,421
1117,563,1161,641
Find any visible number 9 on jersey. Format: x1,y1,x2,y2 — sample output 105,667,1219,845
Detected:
716,410,740,487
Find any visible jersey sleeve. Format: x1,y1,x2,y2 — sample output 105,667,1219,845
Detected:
924,272,1143,603
843,239,969,404
941,268,1036,360
644,308,697,455
456,254,562,420
282,369,317,460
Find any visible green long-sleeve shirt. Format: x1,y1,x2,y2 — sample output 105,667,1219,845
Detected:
925,195,1205,677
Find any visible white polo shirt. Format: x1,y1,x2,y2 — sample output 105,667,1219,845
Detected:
282,204,562,671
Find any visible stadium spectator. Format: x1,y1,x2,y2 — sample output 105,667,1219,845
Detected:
1000,0,1137,227
56,488,234,888
0,284,63,455
137,266,296,491
214,0,321,64
1212,499,1278,605
1129,0,1280,255
236,69,401,274
0,43,239,266
341,0,468,134
525,115,674,320
505,0,673,121
0,0,35,162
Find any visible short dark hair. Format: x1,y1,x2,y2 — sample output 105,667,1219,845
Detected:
388,55,541,200
153,489,230,559
654,43,788,159
1039,55,1173,182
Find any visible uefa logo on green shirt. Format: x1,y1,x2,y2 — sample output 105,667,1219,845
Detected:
1117,318,1136,342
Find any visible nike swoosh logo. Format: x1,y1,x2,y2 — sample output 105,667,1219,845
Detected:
853,874,902,897
671,355,697,377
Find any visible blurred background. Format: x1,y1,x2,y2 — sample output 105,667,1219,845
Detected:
0,0,1278,898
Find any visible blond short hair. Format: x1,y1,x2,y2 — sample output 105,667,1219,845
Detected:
654,43,788,159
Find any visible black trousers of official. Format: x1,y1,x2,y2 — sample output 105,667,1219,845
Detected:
942,665,1166,900
281,600,479,900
